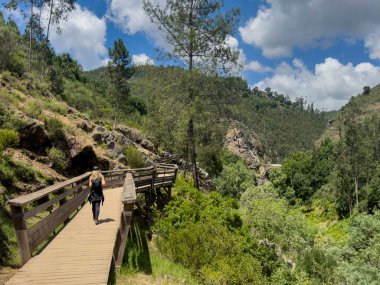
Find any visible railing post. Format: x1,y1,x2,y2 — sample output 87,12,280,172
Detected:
10,205,31,265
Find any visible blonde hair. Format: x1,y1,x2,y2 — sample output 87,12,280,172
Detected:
90,171,103,180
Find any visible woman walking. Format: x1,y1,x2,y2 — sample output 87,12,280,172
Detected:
88,166,106,224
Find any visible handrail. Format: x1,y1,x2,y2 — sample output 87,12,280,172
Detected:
8,172,92,207
113,173,136,268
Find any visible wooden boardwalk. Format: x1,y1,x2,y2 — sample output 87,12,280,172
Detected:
5,164,178,285
6,187,123,285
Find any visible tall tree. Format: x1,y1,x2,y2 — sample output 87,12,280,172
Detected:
46,0,76,42
107,38,134,126
4,0,75,70
144,0,240,188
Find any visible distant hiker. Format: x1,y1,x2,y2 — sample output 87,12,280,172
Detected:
88,166,106,225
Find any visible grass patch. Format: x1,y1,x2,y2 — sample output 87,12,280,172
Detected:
0,195,20,267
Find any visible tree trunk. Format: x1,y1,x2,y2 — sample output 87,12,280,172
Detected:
46,0,54,42
29,0,34,72
354,176,359,208
188,117,199,189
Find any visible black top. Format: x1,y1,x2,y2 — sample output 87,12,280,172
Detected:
89,178,104,203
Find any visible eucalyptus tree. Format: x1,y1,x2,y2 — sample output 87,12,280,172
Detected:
143,0,240,188
4,0,76,70
46,0,76,42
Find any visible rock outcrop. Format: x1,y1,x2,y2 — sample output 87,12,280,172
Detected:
224,127,265,170
18,122,52,155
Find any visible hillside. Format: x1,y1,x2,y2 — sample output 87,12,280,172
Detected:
87,65,330,166
320,84,380,142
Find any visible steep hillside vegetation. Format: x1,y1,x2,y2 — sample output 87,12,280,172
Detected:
321,84,380,142
87,65,329,167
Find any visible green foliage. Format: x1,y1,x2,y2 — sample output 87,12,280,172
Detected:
154,178,271,284
334,212,380,284
22,99,44,119
124,146,146,168
215,160,256,199
298,247,338,284
0,15,26,75
43,116,65,143
0,155,46,190
157,223,266,285
154,177,242,237
48,147,68,172
0,129,18,152
108,38,134,117
271,139,335,204
48,53,83,95
143,0,240,70
241,194,316,260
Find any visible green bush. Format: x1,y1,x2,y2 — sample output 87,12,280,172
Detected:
48,147,68,172
43,116,65,143
215,160,256,199
0,129,18,152
124,146,146,168
23,100,43,119
156,222,266,285
0,156,46,189
153,177,242,237
0,105,27,130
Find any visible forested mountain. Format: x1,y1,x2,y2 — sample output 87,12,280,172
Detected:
86,65,329,166
1,5,380,285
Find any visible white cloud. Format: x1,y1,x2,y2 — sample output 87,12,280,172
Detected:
107,0,165,46
132,53,154,65
239,0,380,59
49,4,108,70
224,35,245,73
245,61,273,73
255,58,380,110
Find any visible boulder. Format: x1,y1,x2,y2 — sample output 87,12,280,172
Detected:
198,167,209,180
19,122,52,155
141,139,156,152
77,121,94,133
92,131,102,144
113,125,143,143
106,140,116,149
117,153,127,165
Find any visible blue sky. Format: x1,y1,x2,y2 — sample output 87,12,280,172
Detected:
2,0,380,111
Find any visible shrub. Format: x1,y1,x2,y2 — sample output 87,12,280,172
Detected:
157,222,266,285
48,147,68,172
215,160,256,199
124,146,146,168
23,100,43,119
0,156,46,189
0,129,18,152
0,105,27,130
43,116,65,143
153,177,242,237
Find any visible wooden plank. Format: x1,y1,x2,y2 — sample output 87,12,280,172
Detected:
123,173,136,204
8,172,91,207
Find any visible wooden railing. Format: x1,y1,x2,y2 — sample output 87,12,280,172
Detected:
113,173,136,268
7,164,178,266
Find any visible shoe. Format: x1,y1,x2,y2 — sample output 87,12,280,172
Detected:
95,220,99,225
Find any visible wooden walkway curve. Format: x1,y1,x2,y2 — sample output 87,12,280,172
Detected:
5,164,178,285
